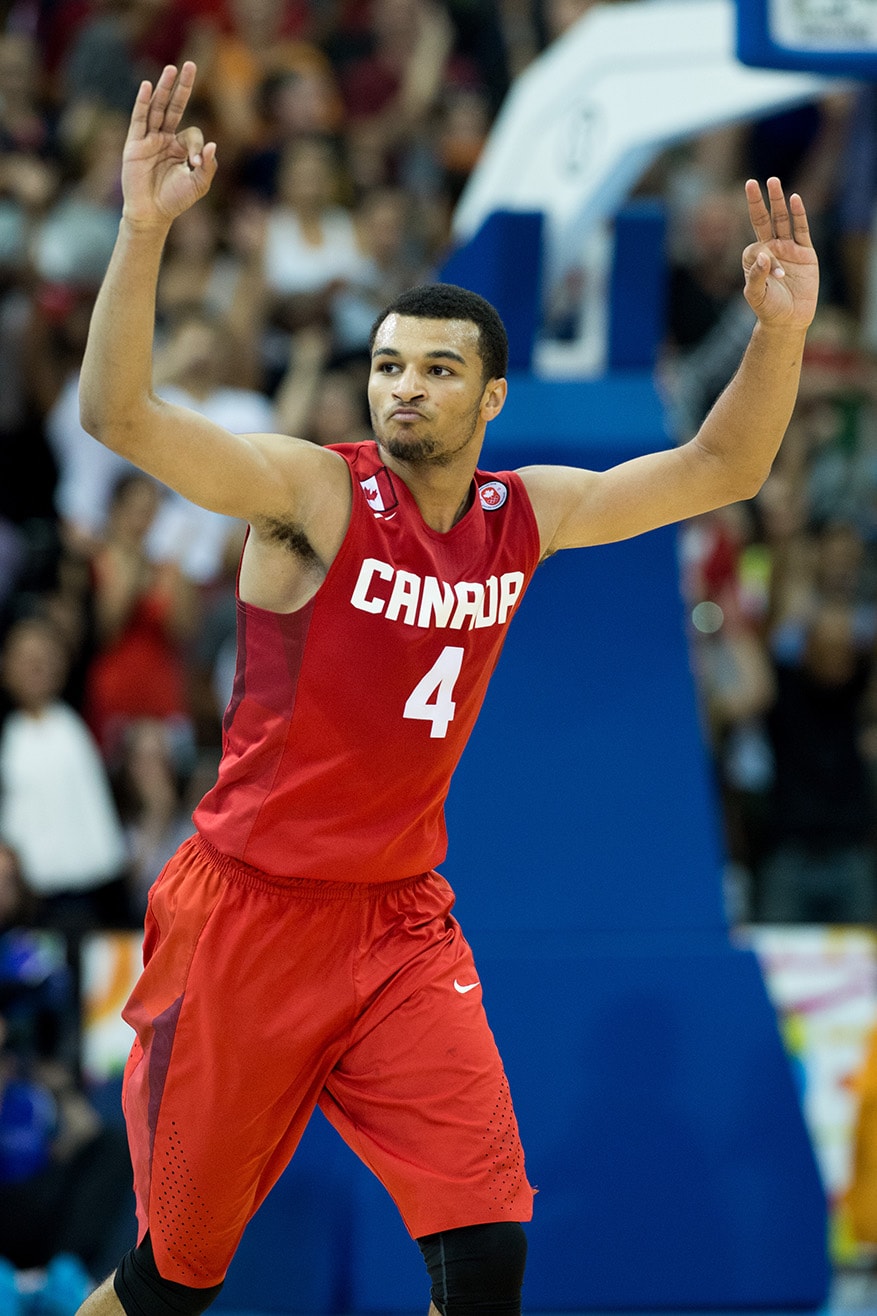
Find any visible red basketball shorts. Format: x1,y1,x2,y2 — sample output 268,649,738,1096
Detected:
121,834,534,1287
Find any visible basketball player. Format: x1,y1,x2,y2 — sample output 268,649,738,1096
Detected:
75,62,819,1316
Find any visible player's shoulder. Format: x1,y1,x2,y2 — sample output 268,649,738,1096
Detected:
515,463,599,498
512,463,601,556
326,438,381,468
252,430,353,477
239,431,354,529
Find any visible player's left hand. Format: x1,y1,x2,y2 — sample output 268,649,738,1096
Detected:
742,177,819,331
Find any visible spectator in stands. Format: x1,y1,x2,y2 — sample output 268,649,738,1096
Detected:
271,324,334,438
0,617,130,936
797,347,877,539
0,839,76,1069
49,306,273,578
435,84,491,203
0,1003,135,1311
198,0,333,163
0,28,68,538
59,0,216,118
236,60,346,202
664,184,757,439
149,306,276,583
0,841,37,934
155,196,267,386
111,718,194,916
0,31,60,269
759,601,876,923
682,509,776,919
303,365,374,449
0,264,60,583
83,473,197,769
834,86,877,327
0,32,57,161
331,184,430,356
262,134,363,335
341,0,456,189
32,108,126,293
47,382,135,563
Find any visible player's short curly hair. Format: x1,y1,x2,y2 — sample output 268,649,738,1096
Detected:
369,283,509,383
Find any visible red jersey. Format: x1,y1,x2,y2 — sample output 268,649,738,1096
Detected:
194,441,541,882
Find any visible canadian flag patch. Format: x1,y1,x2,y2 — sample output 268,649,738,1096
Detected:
360,467,398,516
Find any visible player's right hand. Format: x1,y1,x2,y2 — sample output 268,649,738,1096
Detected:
122,61,217,230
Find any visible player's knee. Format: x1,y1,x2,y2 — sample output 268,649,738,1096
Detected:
113,1233,224,1316
416,1221,528,1316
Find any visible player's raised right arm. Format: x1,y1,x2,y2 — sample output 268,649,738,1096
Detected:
79,62,335,524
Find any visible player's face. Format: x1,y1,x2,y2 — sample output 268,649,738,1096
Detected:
368,314,499,466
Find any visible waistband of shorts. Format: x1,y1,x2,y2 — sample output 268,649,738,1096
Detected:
192,832,434,901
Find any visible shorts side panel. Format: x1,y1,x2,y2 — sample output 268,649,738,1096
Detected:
122,838,361,1287
122,837,227,1258
319,873,534,1238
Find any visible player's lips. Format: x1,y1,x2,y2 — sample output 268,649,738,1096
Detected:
389,407,426,421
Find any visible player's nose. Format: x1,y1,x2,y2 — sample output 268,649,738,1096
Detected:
392,365,426,400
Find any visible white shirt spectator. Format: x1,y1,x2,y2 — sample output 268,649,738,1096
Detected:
47,371,135,538
47,374,276,584
264,207,366,296
147,385,275,584
0,703,128,895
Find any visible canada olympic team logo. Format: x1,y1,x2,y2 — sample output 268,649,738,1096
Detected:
479,480,507,510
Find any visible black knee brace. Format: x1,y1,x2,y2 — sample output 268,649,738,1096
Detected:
416,1221,528,1316
113,1233,224,1316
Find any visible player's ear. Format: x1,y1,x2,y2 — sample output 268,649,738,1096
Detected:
481,376,507,424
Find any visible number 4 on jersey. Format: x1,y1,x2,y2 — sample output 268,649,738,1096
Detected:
404,646,464,738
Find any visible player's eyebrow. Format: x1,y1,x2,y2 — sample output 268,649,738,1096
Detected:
372,346,467,365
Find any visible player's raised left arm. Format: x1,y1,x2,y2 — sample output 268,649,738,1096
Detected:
520,177,819,553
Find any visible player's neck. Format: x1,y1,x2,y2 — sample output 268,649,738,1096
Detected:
390,460,477,533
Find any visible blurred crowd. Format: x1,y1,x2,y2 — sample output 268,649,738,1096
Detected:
0,0,876,1298
660,99,877,928
0,0,599,1304
0,0,603,939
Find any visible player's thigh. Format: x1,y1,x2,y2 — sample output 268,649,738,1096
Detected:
320,917,533,1238
124,842,359,1285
